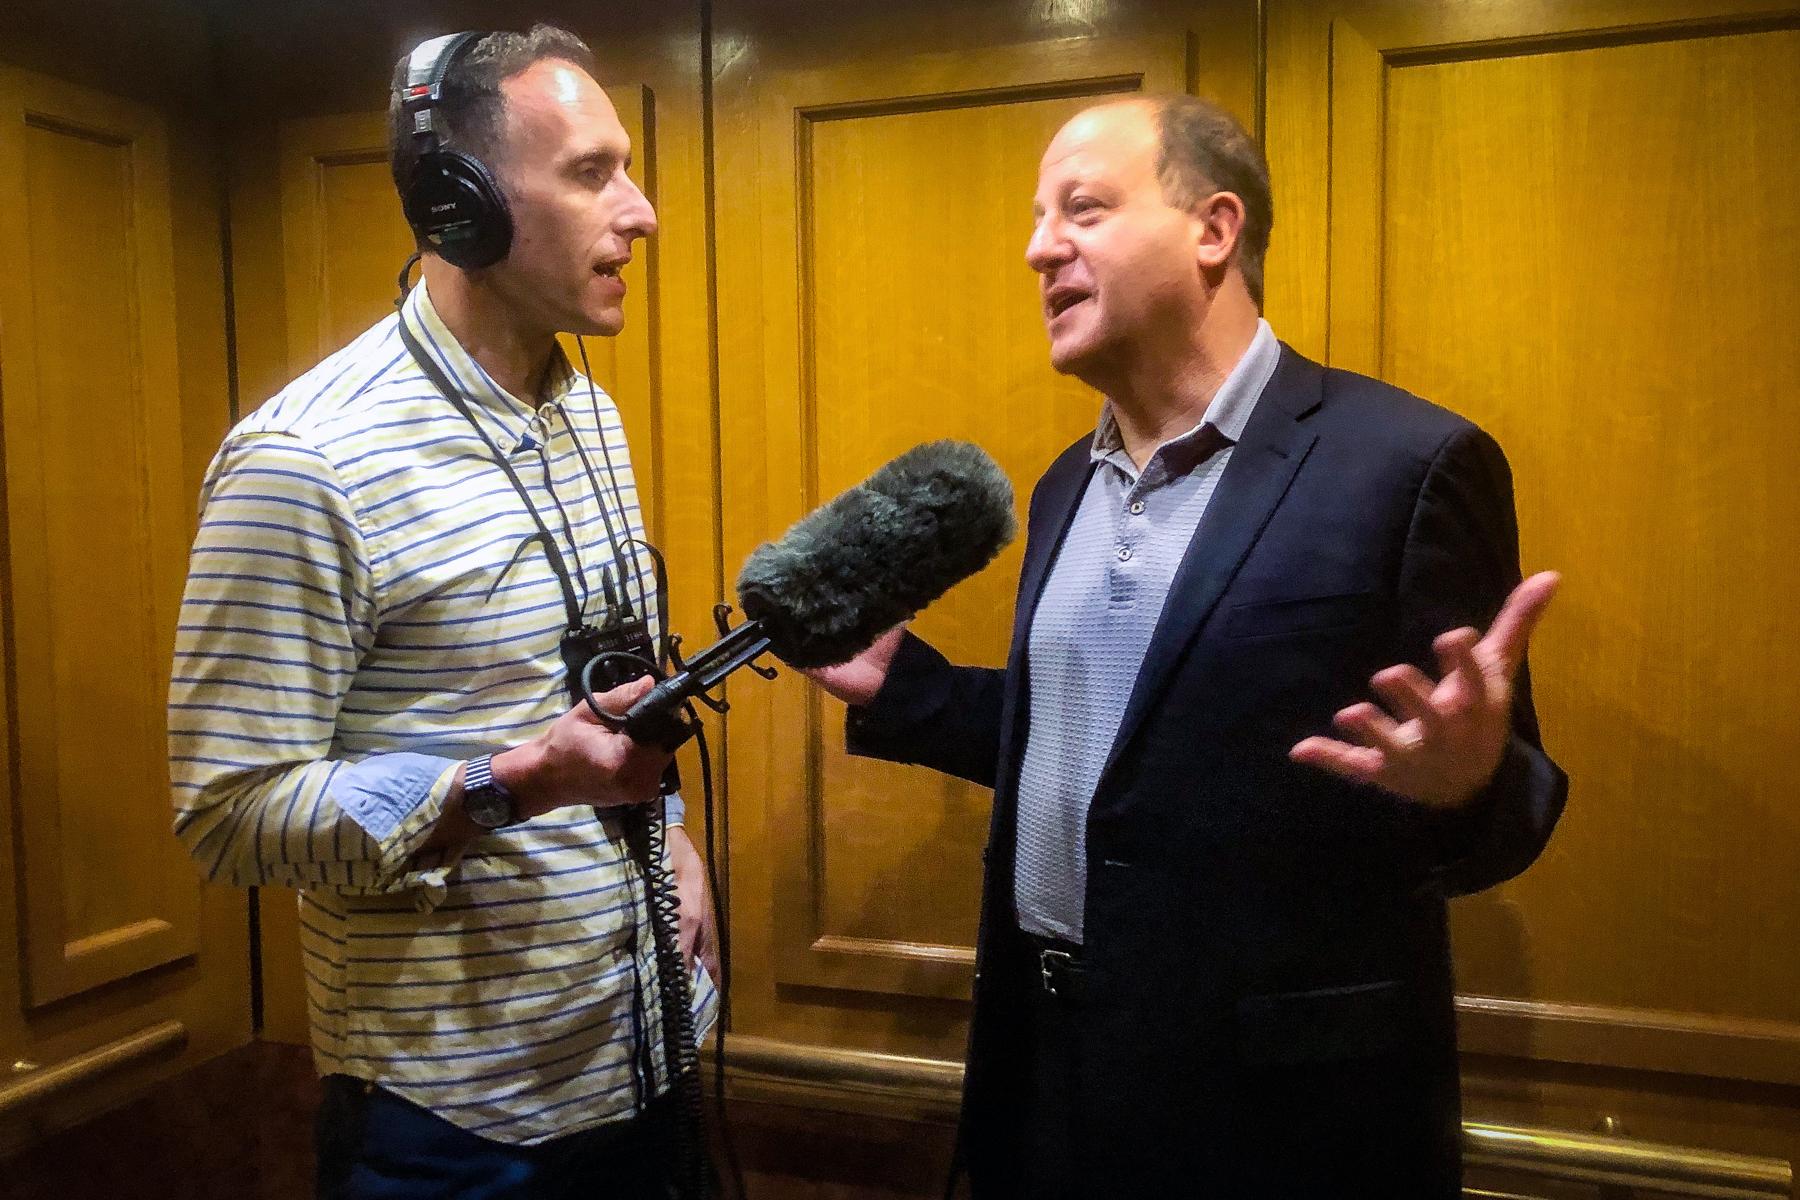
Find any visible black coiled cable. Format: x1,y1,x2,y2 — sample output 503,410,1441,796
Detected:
583,653,744,1200
620,799,708,1199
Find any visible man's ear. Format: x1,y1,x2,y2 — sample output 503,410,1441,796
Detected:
1193,190,1247,275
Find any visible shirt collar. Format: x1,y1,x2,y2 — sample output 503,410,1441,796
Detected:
1090,318,1282,480
401,280,579,424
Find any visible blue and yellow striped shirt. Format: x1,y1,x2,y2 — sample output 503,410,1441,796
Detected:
170,281,715,1145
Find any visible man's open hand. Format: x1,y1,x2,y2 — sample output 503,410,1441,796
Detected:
1290,572,1560,807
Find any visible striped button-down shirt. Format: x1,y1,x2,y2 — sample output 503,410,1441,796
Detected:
170,280,715,1145
1014,320,1282,943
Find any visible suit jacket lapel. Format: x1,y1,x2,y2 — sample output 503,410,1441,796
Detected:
1100,347,1325,782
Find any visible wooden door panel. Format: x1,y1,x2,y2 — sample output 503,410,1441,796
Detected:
1384,25,1800,1078
805,92,1139,971
730,35,1187,1001
0,66,197,1007
1269,0,1800,1087
280,109,439,368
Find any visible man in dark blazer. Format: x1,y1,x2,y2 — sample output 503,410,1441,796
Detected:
808,95,1567,1197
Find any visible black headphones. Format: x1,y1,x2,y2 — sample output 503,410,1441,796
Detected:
397,32,513,270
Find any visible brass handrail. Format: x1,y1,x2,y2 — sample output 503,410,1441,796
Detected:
1465,1122,1792,1199
712,1034,1795,1198
0,1021,188,1116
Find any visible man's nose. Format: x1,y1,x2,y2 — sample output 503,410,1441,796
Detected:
1025,217,1070,274
619,174,657,239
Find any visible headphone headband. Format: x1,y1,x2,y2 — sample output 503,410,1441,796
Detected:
396,31,513,270
401,32,483,148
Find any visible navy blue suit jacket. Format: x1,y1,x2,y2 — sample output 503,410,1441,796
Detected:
847,345,1567,1197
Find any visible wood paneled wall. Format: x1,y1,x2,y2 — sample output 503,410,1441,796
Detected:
712,0,1260,1062
1265,0,1800,1169
0,0,250,1155
4,0,1799,1188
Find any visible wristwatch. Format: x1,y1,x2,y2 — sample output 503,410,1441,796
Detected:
462,753,519,830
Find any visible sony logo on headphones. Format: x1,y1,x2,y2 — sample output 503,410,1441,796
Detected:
431,202,458,214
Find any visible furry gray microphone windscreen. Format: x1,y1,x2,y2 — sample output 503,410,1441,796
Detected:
736,439,1018,668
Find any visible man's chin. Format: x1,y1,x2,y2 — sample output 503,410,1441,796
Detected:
1047,336,1095,377
566,311,624,339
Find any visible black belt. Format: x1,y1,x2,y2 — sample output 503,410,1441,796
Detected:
1020,929,1086,1001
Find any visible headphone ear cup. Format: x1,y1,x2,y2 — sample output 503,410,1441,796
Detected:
402,150,514,270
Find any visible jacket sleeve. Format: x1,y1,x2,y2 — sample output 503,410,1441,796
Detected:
1396,424,1569,896
844,631,1007,789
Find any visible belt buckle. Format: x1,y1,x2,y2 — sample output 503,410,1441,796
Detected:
1038,947,1075,996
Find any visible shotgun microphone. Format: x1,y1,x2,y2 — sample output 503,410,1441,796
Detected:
582,439,1016,747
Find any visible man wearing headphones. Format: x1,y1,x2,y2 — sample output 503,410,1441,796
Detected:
169,26,715,1198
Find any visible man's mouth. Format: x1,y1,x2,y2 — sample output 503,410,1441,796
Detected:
594,259,628,279
1045,287,1090,319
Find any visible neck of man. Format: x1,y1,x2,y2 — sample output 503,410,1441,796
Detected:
421,256,556,402
1089,284,1262,471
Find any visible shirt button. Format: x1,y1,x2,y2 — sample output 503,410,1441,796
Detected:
1127,500,1145,515
1117,545,1133,562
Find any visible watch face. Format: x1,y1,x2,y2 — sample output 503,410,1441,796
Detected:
465,784,515,830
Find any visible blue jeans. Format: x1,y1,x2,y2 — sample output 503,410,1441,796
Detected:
314,1075,676,1199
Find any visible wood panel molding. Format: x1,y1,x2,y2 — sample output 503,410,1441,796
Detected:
0,1021,187,1116
0,64,199,1008
1264,0,1800,356
1315,4,1800,370
1322,16,1384,376
1457,996,1800,1089
712,1032,962,1123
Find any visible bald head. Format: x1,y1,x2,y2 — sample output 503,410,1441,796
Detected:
1039,98,1161,191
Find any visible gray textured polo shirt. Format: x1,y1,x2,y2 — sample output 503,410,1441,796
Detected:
1013,320,1282,943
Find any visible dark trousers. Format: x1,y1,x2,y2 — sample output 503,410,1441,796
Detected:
991,939,1462,1200
315,1075,675,1200
1016,934,1085,1200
